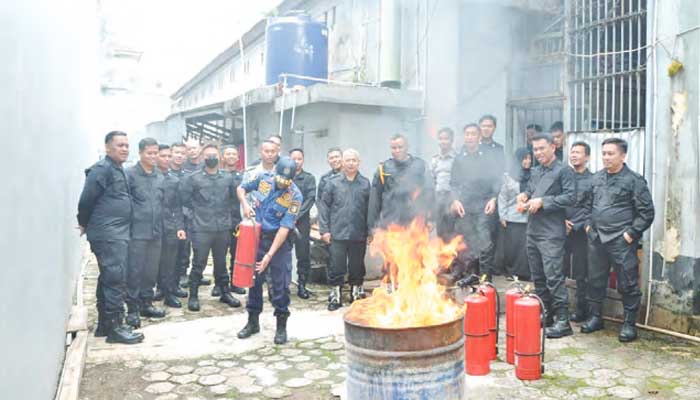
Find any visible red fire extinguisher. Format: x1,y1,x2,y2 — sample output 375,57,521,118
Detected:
232,218,261,288
505,282,525,365
514,292,546,380
479,278,499,361
464,291,491,376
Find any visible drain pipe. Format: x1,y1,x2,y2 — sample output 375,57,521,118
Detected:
603,316,700,345
239,37,248,168
644,0,660,326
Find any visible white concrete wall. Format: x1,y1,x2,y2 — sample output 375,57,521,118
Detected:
0,0,100,399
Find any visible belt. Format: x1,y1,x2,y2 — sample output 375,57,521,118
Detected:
261,230,278,240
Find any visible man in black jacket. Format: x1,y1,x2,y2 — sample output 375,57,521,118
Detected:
125,138,167,328
317,147,343,204
289,148,316,299
564,141,594,322
517,132,576,338
77,131,143,344
319,149,370,310
449,124,502,280
156,144,187,308
180,144,241,311
581,138,654,342
368,134,433,234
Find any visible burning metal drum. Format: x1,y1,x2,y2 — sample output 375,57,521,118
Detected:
344,315,465,400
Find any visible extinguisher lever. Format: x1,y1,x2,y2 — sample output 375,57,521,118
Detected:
456,274,481,289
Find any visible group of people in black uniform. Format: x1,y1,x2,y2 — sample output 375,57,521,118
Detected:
426,116,655,343
78,116,654,346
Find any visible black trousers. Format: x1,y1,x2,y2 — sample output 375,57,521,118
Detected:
527,234,568,311
565,229,589,311
453,211,497,277
127,238,162,306
247,237,292,316
176,237,191,278
158,235,180,295
435,192,455,241
294,217,312,283
587,235,641,314
495,222,529,279
90,240,128,315
228,229,238,278
190,231,229,287
328,240,367,286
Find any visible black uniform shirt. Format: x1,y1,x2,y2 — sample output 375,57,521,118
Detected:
319,173,371,241
161,169,185,237
179,169,238,232
183,159,202,174
77,156,132,242
450,148,501,213
525,158,576,238
292,170,317,222
126,163,165,240
367,155,433,231
317,169,340,204
586,164,654,243
565,168,594,231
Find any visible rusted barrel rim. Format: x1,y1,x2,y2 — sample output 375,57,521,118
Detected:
344,315,464,352
345,337,464,359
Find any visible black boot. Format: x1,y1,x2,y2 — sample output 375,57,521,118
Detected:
188,285,200,311
237,313,260,339
153,288,164,301
141,301,166,318
328,286,342,311
200,277,212,286
172,286,188,298
581,302,604,333
544,308,555,328
106,313,144,345
274,314,289,345
163,292,182,308
618,312,638,342
211,285,222,297
570,304,589,323
351,285,365,303
94,311,108,337
179,275,189,288
297,281,310,299
126,303,141,329
231,285,246,295
219,285,241,308
545,308,573,339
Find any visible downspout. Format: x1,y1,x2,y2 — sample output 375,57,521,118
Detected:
644,1,659,326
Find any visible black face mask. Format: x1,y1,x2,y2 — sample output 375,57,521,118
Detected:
204,156,219,168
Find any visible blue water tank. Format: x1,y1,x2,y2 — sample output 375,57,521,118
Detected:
265,12,328,87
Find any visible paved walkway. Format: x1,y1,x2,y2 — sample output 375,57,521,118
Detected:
79,255,700,400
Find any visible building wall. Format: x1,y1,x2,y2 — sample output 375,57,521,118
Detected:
647,0,700,333
0,0,100,399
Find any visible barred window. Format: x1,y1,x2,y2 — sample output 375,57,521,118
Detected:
568,0,647,132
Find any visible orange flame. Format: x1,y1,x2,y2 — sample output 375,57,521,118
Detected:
345,218,466,328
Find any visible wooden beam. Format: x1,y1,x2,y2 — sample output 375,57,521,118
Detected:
55,331,88,400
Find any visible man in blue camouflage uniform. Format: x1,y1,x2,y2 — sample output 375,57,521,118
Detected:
236,156,303,345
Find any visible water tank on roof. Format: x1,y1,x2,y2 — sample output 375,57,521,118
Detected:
265,11,328,87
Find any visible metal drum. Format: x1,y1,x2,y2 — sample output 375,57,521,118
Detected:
344,316,465,400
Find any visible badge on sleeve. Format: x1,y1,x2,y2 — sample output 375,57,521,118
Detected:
289,201,300,215
258,180,271,195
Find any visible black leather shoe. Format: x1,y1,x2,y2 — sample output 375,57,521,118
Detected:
126,312,141,329
618,312,638,342
297,282,310,299
107,314,144,344
172,287,188,298
237,313,260,339
188,285,200,312
274,315,288,345
219,286,241,308
141,302,166,318
211,286,222,297
231,285,246,295
164,294,182,308
545,309,573,339
581,316,604,333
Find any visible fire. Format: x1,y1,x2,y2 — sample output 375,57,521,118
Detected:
345,219,466,328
